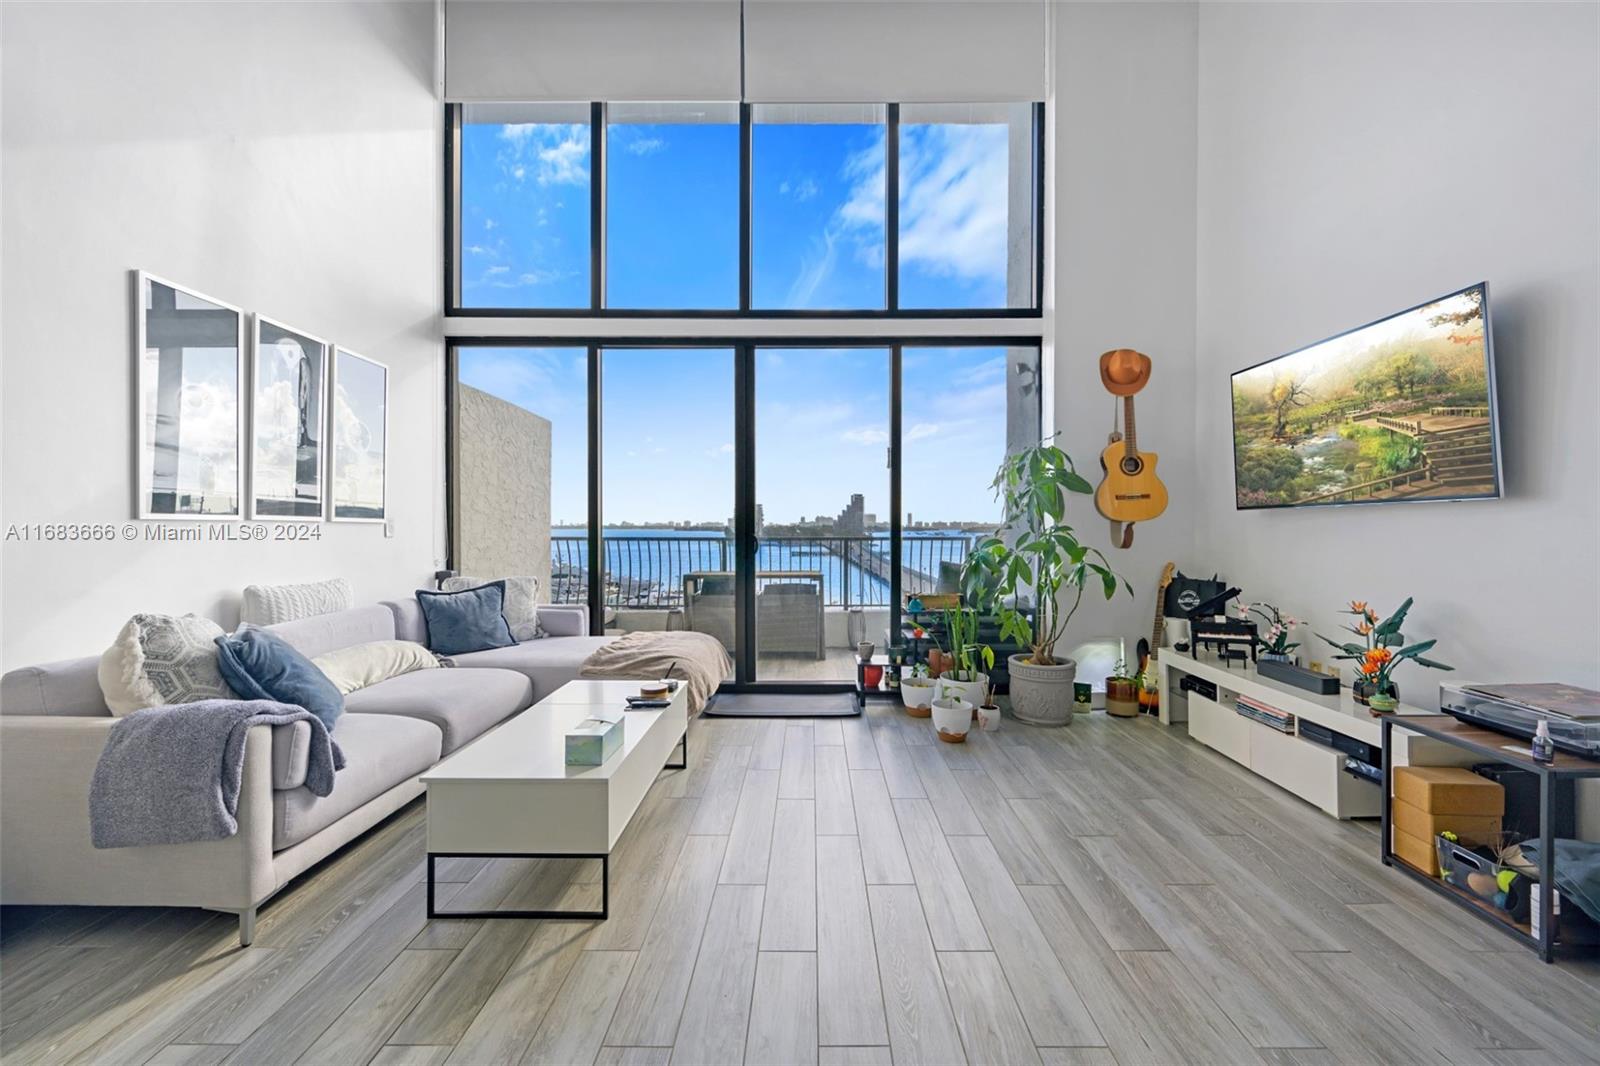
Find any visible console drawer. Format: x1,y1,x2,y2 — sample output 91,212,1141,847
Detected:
1188,693,1249,765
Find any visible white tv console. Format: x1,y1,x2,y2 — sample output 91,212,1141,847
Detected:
1157,649,1467,819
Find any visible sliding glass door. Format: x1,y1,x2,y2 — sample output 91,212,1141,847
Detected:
450,340,1041,691
753,347,891,682
600,347,735,682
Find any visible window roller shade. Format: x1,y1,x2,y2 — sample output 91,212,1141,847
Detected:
446,0,1047,105
445,0,743,102
743,0,1047,104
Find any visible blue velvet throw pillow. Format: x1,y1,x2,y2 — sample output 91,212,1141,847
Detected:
214,627,345,731
416,580,516,657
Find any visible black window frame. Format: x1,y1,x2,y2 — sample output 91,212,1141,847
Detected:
445,102,1046,319
445,335,1044,691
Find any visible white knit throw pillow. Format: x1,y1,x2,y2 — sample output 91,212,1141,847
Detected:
240,578,354,626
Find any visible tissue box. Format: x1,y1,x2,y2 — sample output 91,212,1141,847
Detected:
565,713,623,766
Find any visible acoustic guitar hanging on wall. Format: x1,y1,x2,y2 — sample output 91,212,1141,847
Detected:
1095,348,1168,548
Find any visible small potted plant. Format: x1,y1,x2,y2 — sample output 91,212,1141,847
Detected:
931,691,974,743
1104,658,1140,718
1318,597,1453,711
1240,601,1299,662
976,679,1002,732
959,436,1130,727
900,663,936,718
934,607,994,708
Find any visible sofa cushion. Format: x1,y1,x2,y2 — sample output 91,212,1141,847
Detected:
265,605,396,660
312,640,440,695
241,578,354,626
215,628,344,731
442,575,542,641
449,636,615,702
416,582,516,656
98,614,237,716
273,712,441,850
341,666,532,753
1,656,111,716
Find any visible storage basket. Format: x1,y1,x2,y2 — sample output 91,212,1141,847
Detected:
1435,836,1515,901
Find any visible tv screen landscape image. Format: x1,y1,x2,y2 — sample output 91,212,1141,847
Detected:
1231,283,1501,510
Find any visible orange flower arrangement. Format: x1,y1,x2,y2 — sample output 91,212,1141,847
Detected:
1319,597,1452,705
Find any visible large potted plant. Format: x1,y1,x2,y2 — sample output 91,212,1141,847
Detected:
961,436,1130,726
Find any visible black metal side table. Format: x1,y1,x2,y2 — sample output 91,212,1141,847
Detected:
1380,713,1600,963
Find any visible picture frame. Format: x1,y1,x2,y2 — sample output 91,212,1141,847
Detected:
249,315,329,520
133,271,245,520
328,346,388,523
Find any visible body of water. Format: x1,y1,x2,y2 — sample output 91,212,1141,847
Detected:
550,528,978,607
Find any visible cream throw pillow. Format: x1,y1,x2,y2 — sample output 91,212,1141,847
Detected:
312,640,441,695
97,613,237,716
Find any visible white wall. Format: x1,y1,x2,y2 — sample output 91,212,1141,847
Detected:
0,1,444,668
1195,1,1600,691
1051,2,1200,656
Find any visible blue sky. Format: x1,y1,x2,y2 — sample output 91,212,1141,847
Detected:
459,114,1019,310
458,345,1031,527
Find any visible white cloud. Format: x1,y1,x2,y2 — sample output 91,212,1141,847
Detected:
497,122,590,186
896,124,1009,284
485,265,509,276
623,135,665,156
842,427,889,445
907,422,941,441
783,176,819,202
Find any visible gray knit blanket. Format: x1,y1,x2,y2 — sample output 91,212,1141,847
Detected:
90,699,345,849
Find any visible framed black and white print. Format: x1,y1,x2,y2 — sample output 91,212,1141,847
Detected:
134,271,244,520
328,347,387,523
250,316,328,519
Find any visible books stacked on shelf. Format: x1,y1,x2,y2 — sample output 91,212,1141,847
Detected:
1236,694,1295,733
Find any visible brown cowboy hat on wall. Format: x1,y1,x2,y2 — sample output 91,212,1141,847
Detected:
1098,348,1152,396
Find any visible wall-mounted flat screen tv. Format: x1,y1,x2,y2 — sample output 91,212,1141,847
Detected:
1231,282,1502,510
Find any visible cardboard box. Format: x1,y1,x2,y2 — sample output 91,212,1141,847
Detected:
1392,826,1440,876
1392,798,1502,845
1394,765,1505,816
565,713,623,766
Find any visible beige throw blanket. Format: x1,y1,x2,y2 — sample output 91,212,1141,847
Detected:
580,631,732,715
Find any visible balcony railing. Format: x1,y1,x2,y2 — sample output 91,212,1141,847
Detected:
550,533,976,609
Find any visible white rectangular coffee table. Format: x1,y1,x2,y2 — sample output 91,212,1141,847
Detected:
420,679,688,920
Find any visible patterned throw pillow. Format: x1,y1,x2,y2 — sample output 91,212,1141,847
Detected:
442,575,544,641
97,613,238,716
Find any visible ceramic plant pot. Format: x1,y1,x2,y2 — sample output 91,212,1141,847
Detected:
863,665,884,689
1007,654,1077,727
857,641,876,662
1352,677,1398,707
900,676,936,717
977,703,1002,732
1368,691,1399,714
931,696,973,743
936,672,989,708
1105,677,1140,718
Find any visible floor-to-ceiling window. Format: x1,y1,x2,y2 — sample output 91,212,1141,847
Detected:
447,101,1044,690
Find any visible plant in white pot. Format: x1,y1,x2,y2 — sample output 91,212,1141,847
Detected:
933,606,994,708
900,663,936,718
960,436,1131,727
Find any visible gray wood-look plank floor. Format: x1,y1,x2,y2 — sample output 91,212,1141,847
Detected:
5,707,1600,1065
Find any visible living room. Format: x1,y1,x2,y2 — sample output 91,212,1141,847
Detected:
2,1,1598,1063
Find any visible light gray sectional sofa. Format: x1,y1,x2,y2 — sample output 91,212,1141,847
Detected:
0,600,610,944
